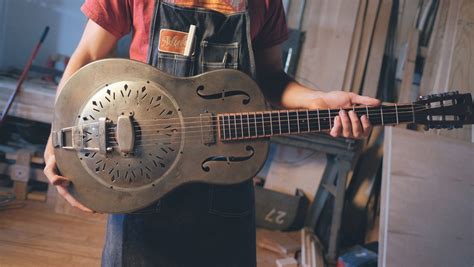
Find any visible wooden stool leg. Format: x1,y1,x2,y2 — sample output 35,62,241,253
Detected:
13,181,28,200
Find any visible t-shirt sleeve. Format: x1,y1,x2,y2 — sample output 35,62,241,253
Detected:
81,0,132,38
253,0,289,50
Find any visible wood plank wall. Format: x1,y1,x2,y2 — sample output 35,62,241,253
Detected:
380,127,474,266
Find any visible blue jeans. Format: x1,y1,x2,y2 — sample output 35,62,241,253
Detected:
101,181,256,267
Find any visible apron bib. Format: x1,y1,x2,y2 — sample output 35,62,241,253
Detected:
102,1,257,266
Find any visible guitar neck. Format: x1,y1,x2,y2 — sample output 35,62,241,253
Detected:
217,104,420,141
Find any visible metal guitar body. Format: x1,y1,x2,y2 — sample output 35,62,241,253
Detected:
53,59,269,213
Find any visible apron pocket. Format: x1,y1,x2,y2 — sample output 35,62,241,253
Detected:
157,52,195,77
201,41,240,73
208,180,254,218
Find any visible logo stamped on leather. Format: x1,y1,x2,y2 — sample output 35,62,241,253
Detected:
159,29,188,55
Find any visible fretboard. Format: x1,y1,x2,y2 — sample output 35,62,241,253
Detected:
217,104,419,141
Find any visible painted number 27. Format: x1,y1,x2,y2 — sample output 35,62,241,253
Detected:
265,208,287,224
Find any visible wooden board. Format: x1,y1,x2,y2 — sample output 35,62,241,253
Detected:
398,28,420,103
263,144,327,202
351,0,381,94
431,0,462,93
443,0,474,142
256,228,300,257
343,0,368,92
395,0,421,58
419,0,451,97
296,0,360,91
363,0,394,97
379,127,474,267
0,76,56,123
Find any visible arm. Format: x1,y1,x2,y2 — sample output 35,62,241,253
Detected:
43,20,118,212
254,45,380,138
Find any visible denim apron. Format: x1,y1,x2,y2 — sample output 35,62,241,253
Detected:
102,1,257,266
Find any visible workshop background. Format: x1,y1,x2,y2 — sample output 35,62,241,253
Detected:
0,0,473,267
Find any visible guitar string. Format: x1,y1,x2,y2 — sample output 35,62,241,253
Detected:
84,104,425,125
73,107,426,149
102,113,427,147
135,105,423,126
104,107,426,134
105,112,426,143
104,107,427,138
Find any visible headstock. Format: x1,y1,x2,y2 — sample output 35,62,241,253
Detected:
414,92,473,130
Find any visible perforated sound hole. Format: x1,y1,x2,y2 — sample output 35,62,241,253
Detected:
78,81,182,189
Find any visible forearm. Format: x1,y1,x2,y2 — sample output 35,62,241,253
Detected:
258,71,324,110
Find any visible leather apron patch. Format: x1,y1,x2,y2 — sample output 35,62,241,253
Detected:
162,0,245,15
158,29,188,55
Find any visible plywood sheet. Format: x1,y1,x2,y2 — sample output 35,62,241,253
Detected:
351,0,381,94
363,0,393,97
343,0,368,92
296,0,360,91
263,144,326,202
379,127,474,267
443,0,474,142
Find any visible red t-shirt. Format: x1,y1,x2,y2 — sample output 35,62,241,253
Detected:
81,0,289,63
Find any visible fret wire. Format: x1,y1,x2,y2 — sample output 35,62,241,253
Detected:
278,111,282,134
306,110,310,133
317,109,321,131
269,111,273,136
296,111,300,133
218,105,422,140
380,106,384,125
247,112,251,137
132,108,426,143
221,114,226,140
328,109,332,129
233,114,237,139
395,104,399,124
253,112,257,137
287,110,291,134
240,114,244,139
227,114,231,139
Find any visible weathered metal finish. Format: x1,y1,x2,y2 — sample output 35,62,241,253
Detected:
53,58,269,213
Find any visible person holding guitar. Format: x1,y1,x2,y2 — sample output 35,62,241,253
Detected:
43,0,380,266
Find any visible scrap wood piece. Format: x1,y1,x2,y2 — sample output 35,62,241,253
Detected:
276,257,298,267
297,0,360,91
399,0,436,103
0,77,55,123
256,228,300,257
343,0,368,92
419,0,450,97
443,0,474,142
362,0,393,98
394,0,422,57
0,78,56,109
431,0,462,93
263,144,326,202
398,28,420,103
351,0,381,94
